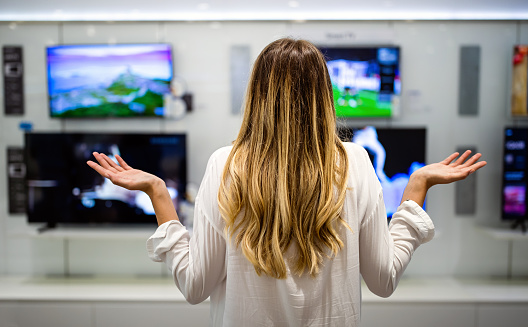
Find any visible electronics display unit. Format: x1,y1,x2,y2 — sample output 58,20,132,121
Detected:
502,127,527,220
25,133,187,227
511,45,528,117
47,43,173,118
319,46,401,118
339,126,426,218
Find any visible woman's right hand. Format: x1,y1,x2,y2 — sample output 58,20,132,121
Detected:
87,152,164,196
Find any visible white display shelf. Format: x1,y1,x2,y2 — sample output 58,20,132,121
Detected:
1,276,527,304
480,227,528,241
0,276,186,302
10,226,158,240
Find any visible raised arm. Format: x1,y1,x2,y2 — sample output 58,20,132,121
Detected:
87,152,178,226
401,150,487,207
360,150,486,297
88,151,227,304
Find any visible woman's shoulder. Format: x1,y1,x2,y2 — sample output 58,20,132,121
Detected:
340,141,373,172
341,141,368,157
211,145,234,158
206,145,234,168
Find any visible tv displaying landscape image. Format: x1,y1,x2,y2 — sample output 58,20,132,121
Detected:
320,47,400,118
47,43,173,118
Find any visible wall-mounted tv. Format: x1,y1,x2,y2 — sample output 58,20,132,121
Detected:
25,133,187,227
47,43,173,118
511,45,528,117
339,126,426,218
502,127,527,220
320,46,401,118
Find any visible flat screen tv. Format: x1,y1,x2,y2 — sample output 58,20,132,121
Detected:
511,45,528,117
339,126,426,218
47,43,173,118
502,127,528,220
25,133,187,227
320,46,401,118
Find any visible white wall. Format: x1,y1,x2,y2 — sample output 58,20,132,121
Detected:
1,20,528,278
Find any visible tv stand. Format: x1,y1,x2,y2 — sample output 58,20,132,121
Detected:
511,218,527,234
37,222,57,233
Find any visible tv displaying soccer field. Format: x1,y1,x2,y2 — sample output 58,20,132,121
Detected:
511,45,528,117
339,126,426,218
47,43,173,118
320,47,400,118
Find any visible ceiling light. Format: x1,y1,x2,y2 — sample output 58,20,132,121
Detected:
198,3,210,10
288,1,300,8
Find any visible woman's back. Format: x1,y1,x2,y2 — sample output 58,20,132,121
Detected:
218,38,350,281
189,142,434,326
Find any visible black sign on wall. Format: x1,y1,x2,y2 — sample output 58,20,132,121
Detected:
3,46,24,115
7,147,26,214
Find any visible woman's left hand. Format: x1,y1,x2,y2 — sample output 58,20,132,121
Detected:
412,150,487,189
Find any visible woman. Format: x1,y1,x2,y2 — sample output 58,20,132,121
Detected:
87,38,486,326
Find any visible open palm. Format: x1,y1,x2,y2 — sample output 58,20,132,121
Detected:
87,152,161,194
416,150,487,188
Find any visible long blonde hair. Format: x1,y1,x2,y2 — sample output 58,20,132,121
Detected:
218,38,349,279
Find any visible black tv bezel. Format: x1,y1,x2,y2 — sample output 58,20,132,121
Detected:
24,132,187,227
46,42,174,119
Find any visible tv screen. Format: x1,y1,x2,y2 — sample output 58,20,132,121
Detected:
320,46,401,118
502,128,527,220
47,43,173,118
339,126,426,218
511,45,528,117
25,133,187,226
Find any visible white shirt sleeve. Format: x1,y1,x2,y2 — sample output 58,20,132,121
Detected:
146,151,227,305
358,149,435,298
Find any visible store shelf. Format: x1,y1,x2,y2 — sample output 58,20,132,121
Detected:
1,276,528,304
480,227,528,241
10,226,158,240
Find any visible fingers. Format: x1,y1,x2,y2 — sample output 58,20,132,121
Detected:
468,160,487,173
93,152,124,173
87,160,110,178
115,154,132,170
451,150,472,166
440,152,459,165
88,152,131,179
460,153,482,168
101,153,125,172
93,152,113,170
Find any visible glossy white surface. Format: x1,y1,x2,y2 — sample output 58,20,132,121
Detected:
481,228,528,240
1,276,528,303
0,276,186,302
12,226,158,240
1,277,528,327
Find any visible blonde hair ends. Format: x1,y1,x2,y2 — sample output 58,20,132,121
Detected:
218,38,349,279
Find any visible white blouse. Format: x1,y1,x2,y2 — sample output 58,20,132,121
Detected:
146,142,435,326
